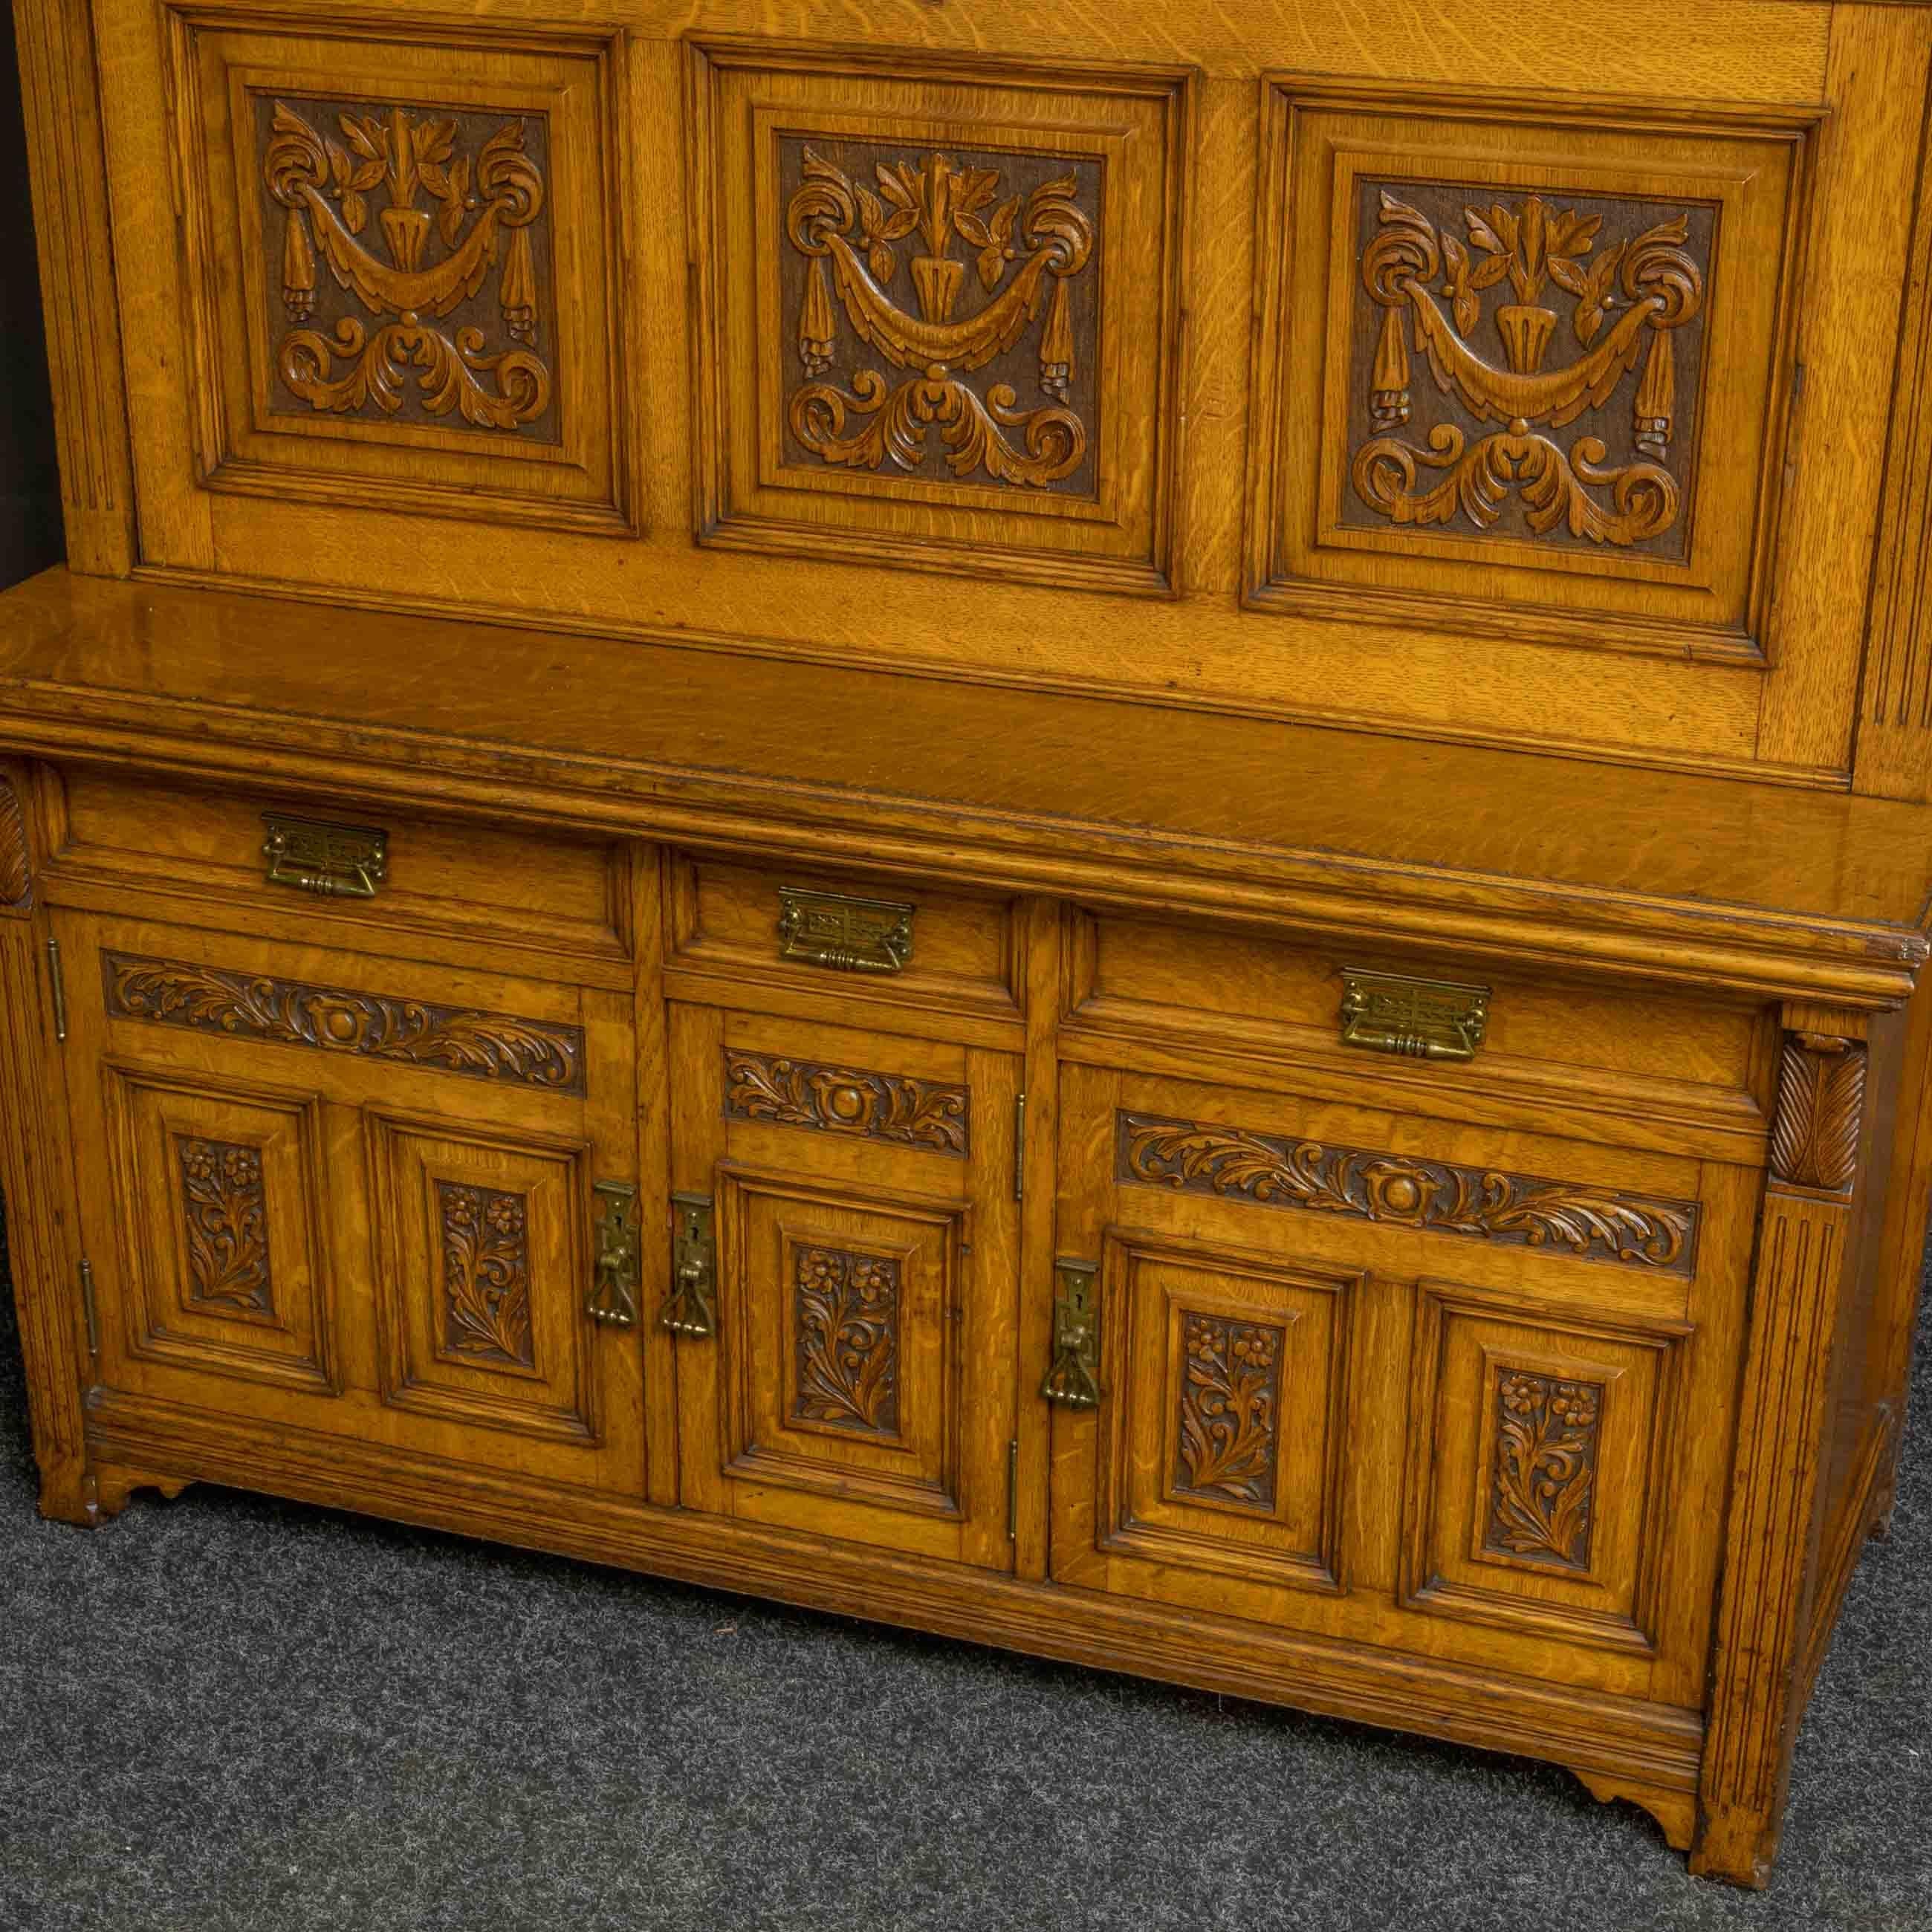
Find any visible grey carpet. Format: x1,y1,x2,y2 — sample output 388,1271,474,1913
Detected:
0,1228,1926,1932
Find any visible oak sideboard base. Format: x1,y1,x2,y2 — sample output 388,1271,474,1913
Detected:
1575,1773,1697,1855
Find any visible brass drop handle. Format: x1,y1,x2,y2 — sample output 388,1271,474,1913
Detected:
1040,1259,1101,1409
587,1180,640,1329
661,1192,717,1337
777,885,915,974
262,812,389,901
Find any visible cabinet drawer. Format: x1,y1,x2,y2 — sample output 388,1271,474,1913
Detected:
665,855,1020,1032
48,771,626,975
1065,911,1770,1163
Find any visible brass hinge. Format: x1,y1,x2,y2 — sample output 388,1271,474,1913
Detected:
78,1258,99,1357
1014,1092,1026,1202
662,1191,716,1336
1007,1437,1019,1541
1040,1259,1101,1409
46,933,67,1043
586,1180,641,1329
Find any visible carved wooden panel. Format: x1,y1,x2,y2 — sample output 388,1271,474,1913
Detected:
0,774,30,910
1089,1231,1353,1595
690,43,1188,594
1119,1111,1699,1272
169,10,632,533
103,1068,334,1394
1249,80,1818,658
368,1115,594,1446
724,1046,968,1156
1401,1283,1688,1653
103,950,585,1093
791,1244,902,1437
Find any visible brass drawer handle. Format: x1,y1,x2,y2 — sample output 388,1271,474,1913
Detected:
1340,967,1489,1063
587,1180,640,1329
262,812,389,900
777,885,915,974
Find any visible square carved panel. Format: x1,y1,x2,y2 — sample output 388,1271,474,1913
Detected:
367,1112,597,1447
1248,80,1820,659
690,42,1190,594
1399,1281,1690,1654
168,8,633,533
1094,1231,1356,1596
103,1066,336,1395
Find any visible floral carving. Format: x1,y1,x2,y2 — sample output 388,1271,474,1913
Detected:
437,1181,532,1367
1485,1370,1603,1569
1352,186,1707,550
724,1048,967,1155
103,952,584,1093
1119,1112,1697,1272
1174,1312,1283,1510
262,98,551,432
177,1136,273,1315
784,141,1097,490
793,1245,901,1435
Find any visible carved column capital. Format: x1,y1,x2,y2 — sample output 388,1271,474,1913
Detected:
1769,1031,1867,1196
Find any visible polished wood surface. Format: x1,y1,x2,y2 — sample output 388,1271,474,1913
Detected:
8,0,1932,1893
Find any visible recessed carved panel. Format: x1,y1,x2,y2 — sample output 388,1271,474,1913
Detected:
437,1179,533,1367
792,1244,902,1437
724,1046,967,1155
1119,1111,1699,1273
259,96,556,440
1484,1369,1604,1570
690,43,1188,594
1348,184,1710,557
177,1135,274,1315
1249,80,1818,656
1173,1311,1283,1511
103,950,584,1093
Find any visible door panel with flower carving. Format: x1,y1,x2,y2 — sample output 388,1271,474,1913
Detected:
668,1004,1020,1569
52,907,645,1494
1050,1062,1751,1706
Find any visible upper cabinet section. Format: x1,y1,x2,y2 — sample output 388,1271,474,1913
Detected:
38,1,1932,791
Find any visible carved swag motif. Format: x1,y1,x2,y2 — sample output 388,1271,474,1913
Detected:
1484,1369,1603,1569
1352,187,1708,551
784,142,1097,490
178,1136,273,1315
1174,1312,1283,1510
724,1047,967,1155
437,1181,533,1367
262,98,551,432
792,1245,901,1435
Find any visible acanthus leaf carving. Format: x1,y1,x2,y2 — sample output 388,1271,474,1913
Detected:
724,1046,967,1155
1769,1034,1867,1194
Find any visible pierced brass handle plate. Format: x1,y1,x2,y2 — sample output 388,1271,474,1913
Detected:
661,1191,717,1337
587,1180,640,1329
777,885,915,974
1040,1259,1101,1409
262,812,389,900
1339,967,1490,1063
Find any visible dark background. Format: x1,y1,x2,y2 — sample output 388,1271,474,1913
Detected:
1,6,62,594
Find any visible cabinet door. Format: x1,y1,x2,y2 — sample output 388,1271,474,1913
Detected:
669,1006,1020,1569
1049,1062,1748,1708
56,910,644,1494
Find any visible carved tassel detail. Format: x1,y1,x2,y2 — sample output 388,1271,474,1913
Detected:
1370,304,1410,430
282,208,316,322
800,256,834,377
501,225,537,345
1634,331,1675,463
1040,273,1074,401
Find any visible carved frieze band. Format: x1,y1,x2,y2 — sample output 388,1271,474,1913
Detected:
1484,1369,1602,1571
103,952,585,1093
1118,1112,1699,1273
724,1046,967,1156
262,97,554,436
1352,186,1708,554
793,1244,901,1436
1769,1034,1867,1195
177,1135,275,1315
437,1180,534,1367
1174,1311,1283,1511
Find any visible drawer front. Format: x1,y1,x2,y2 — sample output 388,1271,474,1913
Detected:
1047,1063,1754,1707
666,854,1021,1033
49,771,626,975
1065,910,1769,1161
